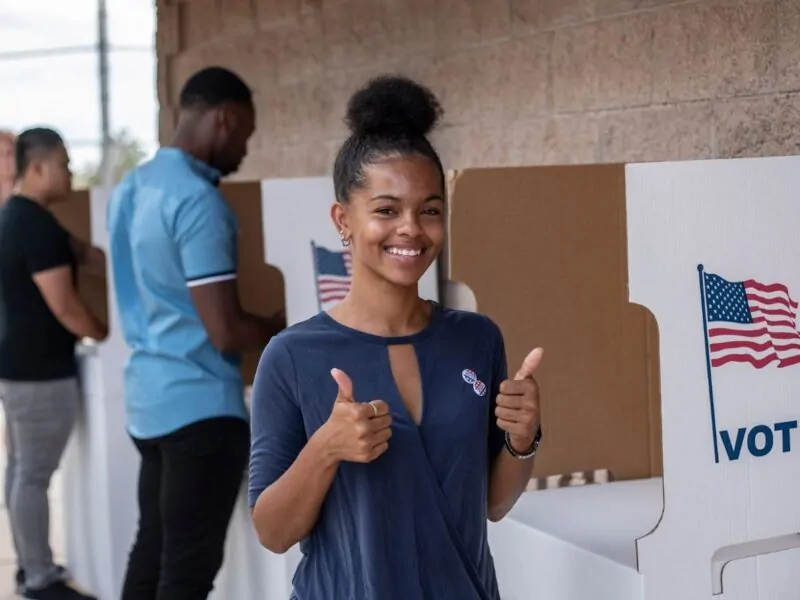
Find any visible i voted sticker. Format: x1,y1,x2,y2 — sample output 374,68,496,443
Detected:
473,380,487,397
462,369,477,384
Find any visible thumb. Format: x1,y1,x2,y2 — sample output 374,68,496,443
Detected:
514,347,543,381
331,368,355,402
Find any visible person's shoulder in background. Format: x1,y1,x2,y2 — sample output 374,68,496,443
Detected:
0,195,61,261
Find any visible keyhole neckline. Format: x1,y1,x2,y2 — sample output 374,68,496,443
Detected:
319,300,443,346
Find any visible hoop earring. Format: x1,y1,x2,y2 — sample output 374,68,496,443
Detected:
339,230,351,247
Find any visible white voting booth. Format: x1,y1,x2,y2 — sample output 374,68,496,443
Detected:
627,156,800,599
60,156,800,600
61,188,138,598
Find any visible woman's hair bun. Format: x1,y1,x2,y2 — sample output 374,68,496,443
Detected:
345,75,443,139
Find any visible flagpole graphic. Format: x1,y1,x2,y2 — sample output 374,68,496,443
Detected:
311,240,322,312
697,264,721,464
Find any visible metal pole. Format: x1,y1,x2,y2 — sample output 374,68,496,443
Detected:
98,0,112,188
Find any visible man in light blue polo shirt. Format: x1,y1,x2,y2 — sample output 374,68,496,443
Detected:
106,67,284,600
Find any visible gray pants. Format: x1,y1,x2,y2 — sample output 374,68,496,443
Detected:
1,377,79,590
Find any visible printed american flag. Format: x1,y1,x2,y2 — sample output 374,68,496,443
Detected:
313,244,352,310
702,271,800,369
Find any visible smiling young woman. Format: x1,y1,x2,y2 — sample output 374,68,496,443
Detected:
248,75,543,600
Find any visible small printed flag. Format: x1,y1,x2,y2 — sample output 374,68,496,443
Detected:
312,243,352,310
701,270,800,369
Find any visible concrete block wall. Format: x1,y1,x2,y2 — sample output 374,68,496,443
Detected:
157,0,800,180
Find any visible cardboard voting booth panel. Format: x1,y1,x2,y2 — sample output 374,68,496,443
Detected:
627,156,800,599
446,164,662,483
444,164,666,600
51,189,109,327
220,181,286,384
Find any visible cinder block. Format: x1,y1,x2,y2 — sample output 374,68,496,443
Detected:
776,0,800,93
506,115,599,165
168,48,207,104
651,0,779,103
322,0,387,70
158,106,176,145
598,102,714,163
595,0,688,18
504,33,553,121
434,0,511,51
552,12,654,112
714,93,800,159
273,11,325,84
427,44,512,127
382,0,437,59
434,120,510,169
511,0,594,34
254,0,303,27
219,0,257,34
177,0,219,50
156,1,180,57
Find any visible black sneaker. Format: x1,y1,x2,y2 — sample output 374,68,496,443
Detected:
23,580,97,600
16,568,25,594
17,566,68,594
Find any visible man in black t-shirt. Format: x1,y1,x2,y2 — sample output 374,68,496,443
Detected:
0,128,106,600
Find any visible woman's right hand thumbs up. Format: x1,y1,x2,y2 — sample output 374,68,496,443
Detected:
323,368,393,463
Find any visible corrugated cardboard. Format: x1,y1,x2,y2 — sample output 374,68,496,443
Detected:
51,190,109,327
445,165,662,482
221,181,285,384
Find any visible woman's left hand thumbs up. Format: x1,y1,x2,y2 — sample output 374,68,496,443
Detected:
495,348,543,452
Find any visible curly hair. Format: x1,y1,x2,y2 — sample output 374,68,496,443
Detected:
332,75,445,204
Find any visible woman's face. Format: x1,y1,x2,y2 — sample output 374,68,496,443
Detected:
0,139,15,182
333,154,445,290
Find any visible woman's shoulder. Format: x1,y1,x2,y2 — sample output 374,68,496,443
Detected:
433,304,504,341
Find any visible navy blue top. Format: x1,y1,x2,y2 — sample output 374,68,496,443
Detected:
248,303,508,600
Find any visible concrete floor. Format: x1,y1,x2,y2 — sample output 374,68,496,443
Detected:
0,409,66,599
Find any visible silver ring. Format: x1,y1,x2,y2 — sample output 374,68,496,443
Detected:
369,401,378,417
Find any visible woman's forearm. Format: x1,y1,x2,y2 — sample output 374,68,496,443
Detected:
487,444,536,522
251,427,340,554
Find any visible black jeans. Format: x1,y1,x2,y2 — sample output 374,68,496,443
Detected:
121,416,250,600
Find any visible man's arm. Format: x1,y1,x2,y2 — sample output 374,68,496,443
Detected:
176,191,285,354
26,214,107,341
189,280,285,353
33,265,108,341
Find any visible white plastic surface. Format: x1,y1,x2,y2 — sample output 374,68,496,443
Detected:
61,188,139,600
627,156,800,599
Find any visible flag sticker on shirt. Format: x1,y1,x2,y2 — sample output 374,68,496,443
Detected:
462,369,486,396
312,242,352,311
462,369,477,384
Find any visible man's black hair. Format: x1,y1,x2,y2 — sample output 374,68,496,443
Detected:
15,127,64,176
178,66,253,110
